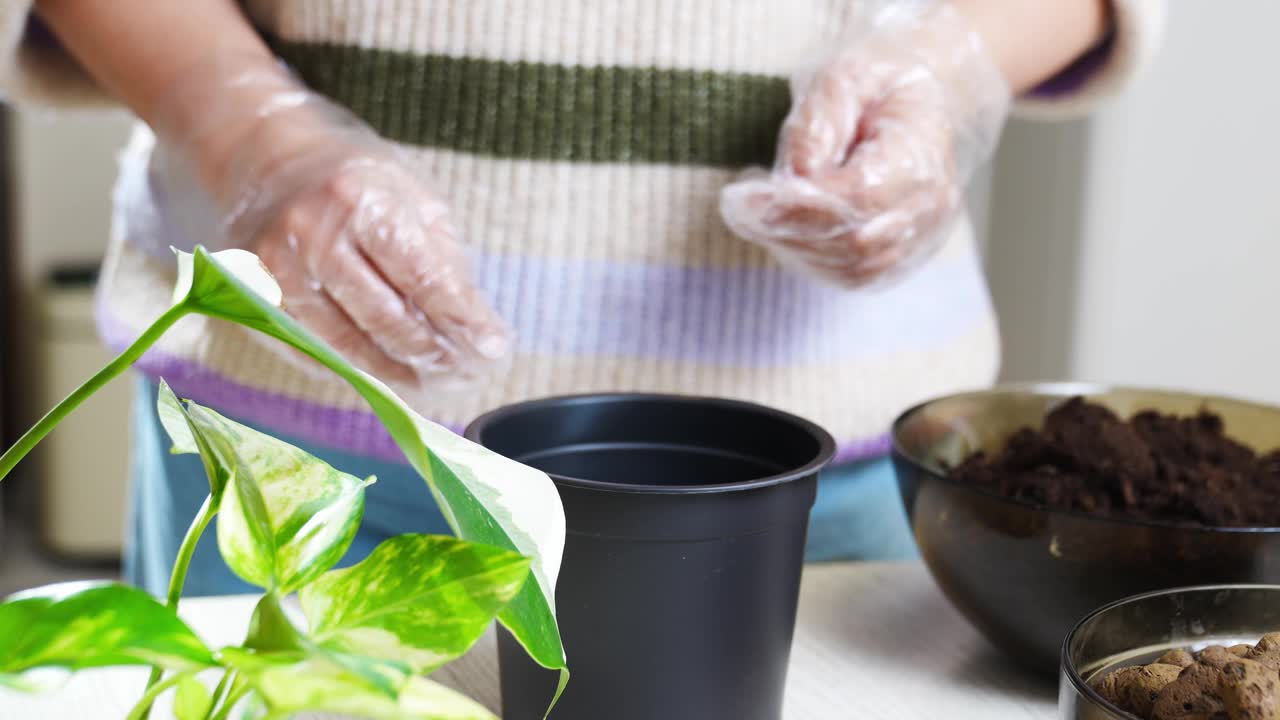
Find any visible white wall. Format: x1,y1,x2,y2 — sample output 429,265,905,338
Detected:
1070,2,1280,402
988,3,1280,404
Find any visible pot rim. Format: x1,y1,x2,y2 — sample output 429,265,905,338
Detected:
890,381,1280,535
1060,583,1280,720
464,392,837,495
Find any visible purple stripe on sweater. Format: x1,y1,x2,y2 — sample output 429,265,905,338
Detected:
135,245,988,367
471,248,991,365
831,432,893,466
140,207,989,368
96,304,415,462
96,305,893,468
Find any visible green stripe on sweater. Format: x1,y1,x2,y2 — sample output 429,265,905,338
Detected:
269,39,792,167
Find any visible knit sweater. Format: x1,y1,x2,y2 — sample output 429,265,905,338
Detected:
1,0,1165,465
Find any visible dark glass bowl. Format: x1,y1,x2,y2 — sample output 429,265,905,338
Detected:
1061,584,1280,719
891,383,1280,676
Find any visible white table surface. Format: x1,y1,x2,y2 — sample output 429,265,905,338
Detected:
2,562,1058,719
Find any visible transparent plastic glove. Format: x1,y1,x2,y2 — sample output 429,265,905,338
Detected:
152,53,509,391
720,2,1011,289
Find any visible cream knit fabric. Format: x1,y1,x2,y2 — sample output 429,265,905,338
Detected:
0,1,1165,462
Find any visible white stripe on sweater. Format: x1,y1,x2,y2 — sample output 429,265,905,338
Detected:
250,0,857,75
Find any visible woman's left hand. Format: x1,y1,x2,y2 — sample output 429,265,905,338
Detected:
720,3,1011,288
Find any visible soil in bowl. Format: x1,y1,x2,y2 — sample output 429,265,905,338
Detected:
947,397,1280,527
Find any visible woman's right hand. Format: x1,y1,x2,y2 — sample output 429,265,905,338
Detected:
159,59,510,389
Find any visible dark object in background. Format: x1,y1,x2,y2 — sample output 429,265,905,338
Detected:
46,265,99,288
466,394,835,720
892,384,1280,676
0,108,12,549
948,396,1280,527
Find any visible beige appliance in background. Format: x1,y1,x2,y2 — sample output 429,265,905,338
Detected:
36,273,131,558
10,109,137,559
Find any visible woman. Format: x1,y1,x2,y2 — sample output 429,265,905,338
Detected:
1,0,1162,596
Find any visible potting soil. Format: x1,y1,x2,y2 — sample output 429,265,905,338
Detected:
947,397,1280,527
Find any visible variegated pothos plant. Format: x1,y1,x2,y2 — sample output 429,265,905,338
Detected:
0,248,568,719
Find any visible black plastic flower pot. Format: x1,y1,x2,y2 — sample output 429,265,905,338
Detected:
465,393,836,720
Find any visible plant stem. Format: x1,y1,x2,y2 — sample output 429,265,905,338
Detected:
165,494,217,608
0,304,186,482
125,672,188,720
204,670,236,720
140,493,217,719
211,682,251,720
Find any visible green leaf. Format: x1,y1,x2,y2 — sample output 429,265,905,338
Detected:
220,648,496,720
175,248,568,684
157,381,229,503
162,389,372,593
300,535,529,674
0,667,68,693
173,676,213,720
172,247,283,321
0,582,214,687
156,382,199,455
243,595,307,654
392,675,499,720
327,650,416,701
243,582,410,701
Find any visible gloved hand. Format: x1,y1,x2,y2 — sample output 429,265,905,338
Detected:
720,2,1011,288
153,53,509,389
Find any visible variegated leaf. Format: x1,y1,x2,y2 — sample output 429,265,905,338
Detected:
174,248,568,687
0,582,213,688
300,535,529,673
160,384,371,593
220,648,497,720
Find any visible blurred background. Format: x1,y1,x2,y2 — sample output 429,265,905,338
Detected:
0,3,1276,591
